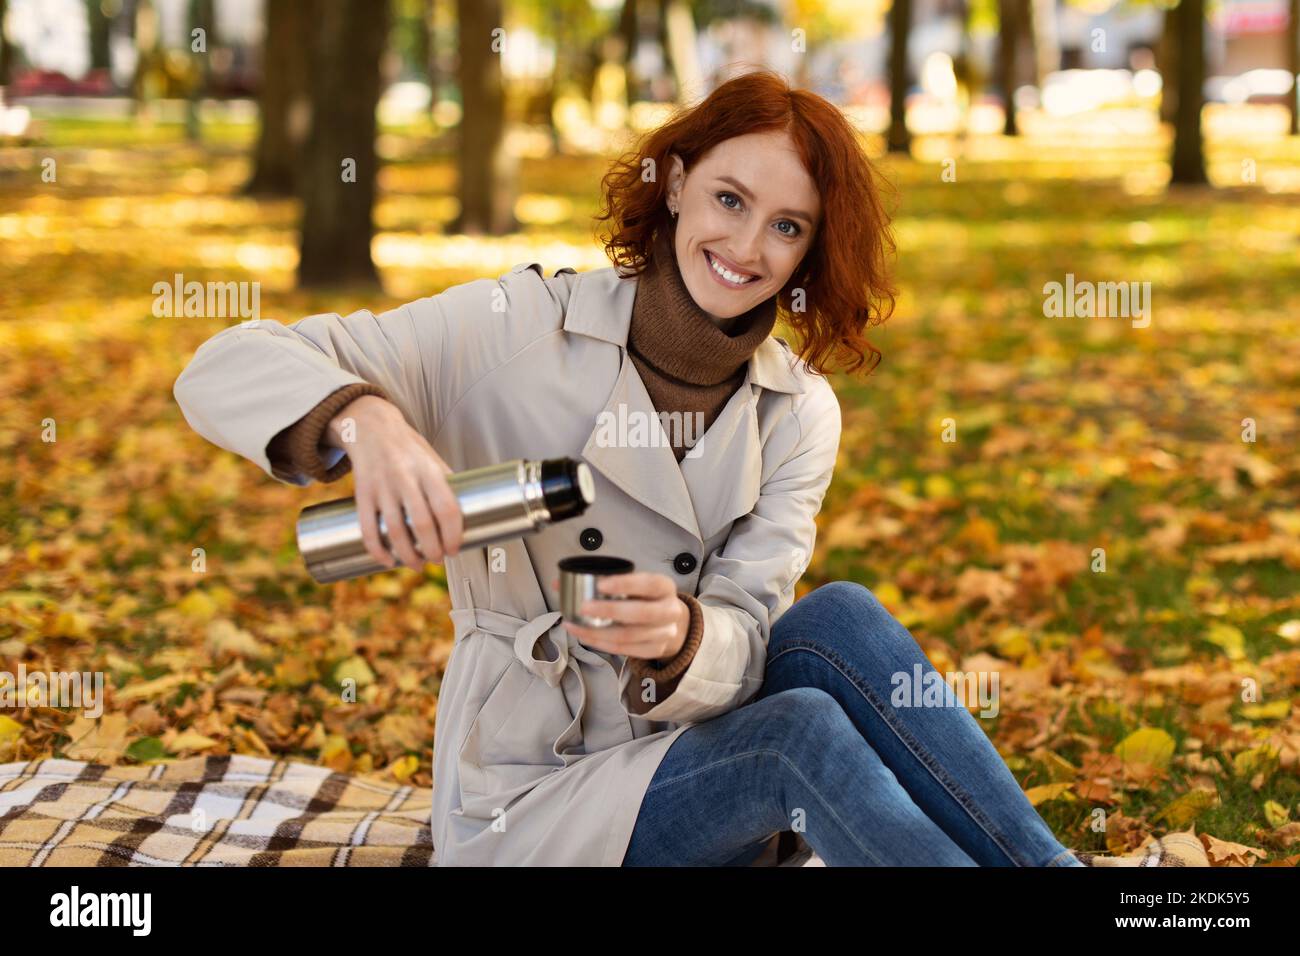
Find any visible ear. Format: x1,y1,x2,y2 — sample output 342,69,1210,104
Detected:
666,153,685,210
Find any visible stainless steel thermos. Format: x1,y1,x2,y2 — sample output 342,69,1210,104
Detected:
296,457,595,583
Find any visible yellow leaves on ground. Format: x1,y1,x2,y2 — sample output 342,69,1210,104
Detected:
2,141,1298,857
115,673,188,703
0,715,23,745
1203,834,1270,867
1114,728,1177,783
63,714,130,763
334,656,376,689
206,619,268,659
1203,623,1246,661
1153,788,1220,828
1024,782,1076,806
162,729,221,753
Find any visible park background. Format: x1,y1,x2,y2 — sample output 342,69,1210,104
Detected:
0,0,1297,864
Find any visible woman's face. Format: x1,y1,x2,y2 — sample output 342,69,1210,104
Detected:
665,129,821,322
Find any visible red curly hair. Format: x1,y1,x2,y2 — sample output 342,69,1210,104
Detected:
594,68,896,377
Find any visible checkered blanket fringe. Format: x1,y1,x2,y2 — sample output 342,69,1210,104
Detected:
0,755,435,866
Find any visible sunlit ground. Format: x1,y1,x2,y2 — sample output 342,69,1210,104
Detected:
1,109,1298,861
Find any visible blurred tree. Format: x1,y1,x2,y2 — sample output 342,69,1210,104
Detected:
1169,0,1206,184
185,0,215,142
887,0,911,152
417,0,436,84
86,0,114,72
454,0,516,233
619,0,640,100
244,0,317,197
1289,0,1298,135
1157,2,1177,124
297,0,391,286
997,0,1027,135
131,0,164,117
0,0,11,88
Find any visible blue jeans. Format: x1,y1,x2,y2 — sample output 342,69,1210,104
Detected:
622,581,1083,866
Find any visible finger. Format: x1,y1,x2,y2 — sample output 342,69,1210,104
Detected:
378,493,423,569
569,623,677,660
424,469,463,557
563,622,629,654
399,481,442,565
356,488,395,568
597,572,675,599
579,596,675,627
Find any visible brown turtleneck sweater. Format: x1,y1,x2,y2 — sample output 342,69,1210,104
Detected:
265,232,778,693
627,221,778,461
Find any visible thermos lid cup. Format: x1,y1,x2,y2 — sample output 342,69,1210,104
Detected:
558,555,633,575
558,555,634,628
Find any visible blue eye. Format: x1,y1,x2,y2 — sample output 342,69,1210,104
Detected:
776,220,800,237
712,192,800,239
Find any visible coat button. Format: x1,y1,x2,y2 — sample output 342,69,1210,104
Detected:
672,552,697,574
579,527,603,551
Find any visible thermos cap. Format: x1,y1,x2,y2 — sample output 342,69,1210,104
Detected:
540,458,595,521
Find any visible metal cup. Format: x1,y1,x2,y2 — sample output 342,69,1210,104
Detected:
558,555,634,628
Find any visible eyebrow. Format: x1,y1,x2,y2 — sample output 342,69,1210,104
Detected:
714,175,816,225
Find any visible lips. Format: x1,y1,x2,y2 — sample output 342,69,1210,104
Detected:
704,248,760,287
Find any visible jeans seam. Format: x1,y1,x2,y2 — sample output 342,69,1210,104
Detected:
647,746,887,866
766,638,1032,866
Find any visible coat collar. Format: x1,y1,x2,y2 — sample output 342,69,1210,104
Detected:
563,266,807,397
558,265,806,542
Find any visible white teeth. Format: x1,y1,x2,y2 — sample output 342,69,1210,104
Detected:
707,251,754,285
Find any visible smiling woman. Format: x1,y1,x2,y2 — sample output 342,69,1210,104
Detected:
174,68,1095,868
595,68,898,376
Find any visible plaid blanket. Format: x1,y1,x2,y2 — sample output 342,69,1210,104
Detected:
0,754,434,866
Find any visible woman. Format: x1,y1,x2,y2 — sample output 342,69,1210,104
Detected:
173,70,1084,867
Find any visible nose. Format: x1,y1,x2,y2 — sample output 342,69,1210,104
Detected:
729,217,765,270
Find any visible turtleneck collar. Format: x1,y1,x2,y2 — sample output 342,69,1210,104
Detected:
626,220,779,387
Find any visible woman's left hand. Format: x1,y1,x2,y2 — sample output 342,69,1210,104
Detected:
551,571,689,662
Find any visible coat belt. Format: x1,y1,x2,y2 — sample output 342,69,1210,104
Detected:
447,604,635,756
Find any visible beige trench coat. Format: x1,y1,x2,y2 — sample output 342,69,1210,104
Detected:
172,261,842,866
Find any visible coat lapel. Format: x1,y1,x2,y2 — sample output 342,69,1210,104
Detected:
563,266,807,544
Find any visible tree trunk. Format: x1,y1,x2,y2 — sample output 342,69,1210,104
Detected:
1170,0,1207,185
244,0,316,196
887,0,911,153
1289,0,1299,135
185,0,215,142
1158,8,1179,125
297,0,390,287
131,0,161,117
998,0,1022,136
86,0,113,71
454,0,515,234
0,0,12,89
618,0,639,102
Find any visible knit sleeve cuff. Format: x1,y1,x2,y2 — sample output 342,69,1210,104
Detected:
265,382,392,483
627,592,704,687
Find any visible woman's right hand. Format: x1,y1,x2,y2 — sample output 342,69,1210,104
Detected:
326,394,464,570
